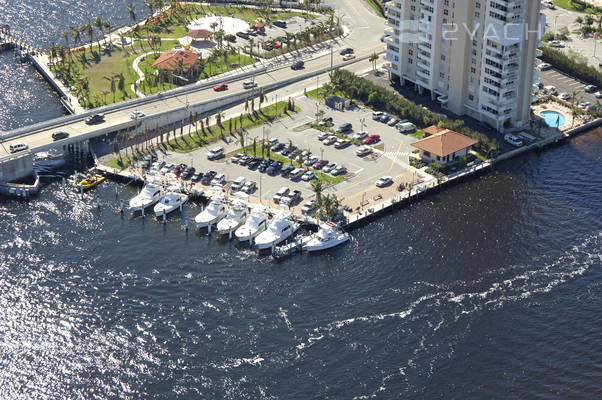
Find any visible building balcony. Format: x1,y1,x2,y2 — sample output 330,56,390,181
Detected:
417,68,431,80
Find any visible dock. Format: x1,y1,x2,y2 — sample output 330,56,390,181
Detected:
0,25,40,60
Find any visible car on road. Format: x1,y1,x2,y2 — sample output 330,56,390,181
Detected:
375,176,393,187
301,171,316,181
291,60,304,70
537,63,552,71
558,92,571,101
51,131,69,141
213,83,228,91
301,200,318,214
339,47,353,55
242,180,256,194
352,131,368,140
273,20,287,28
85,113,105,124
585,84,597,93
342,53,355,61
9,143,28,153
243,80,257,89
364,134,380,144
336,122,352,133
322,162,337,174
504,134,523,147
129,110,145,120
231,176,246,191
332,165,347,176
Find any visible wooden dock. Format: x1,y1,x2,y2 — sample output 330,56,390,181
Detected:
0,24,40,61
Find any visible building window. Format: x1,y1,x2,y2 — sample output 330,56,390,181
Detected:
409,49,414,55
470,67,476,73
440,72,445,78
441,54,446,61
424,151,431,157
408,58,413,64
469,94,474,101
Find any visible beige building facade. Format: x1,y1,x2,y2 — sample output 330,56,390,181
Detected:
384,0,545,132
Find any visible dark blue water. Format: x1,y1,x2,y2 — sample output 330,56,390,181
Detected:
1,1,601,399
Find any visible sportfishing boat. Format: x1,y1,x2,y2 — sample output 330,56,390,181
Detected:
153,190,188,217
235,206,269,242
77,174,105,190
303,221,350,252
216,198,248,235
255,212,298,250
194,195,228,229
129,183,163,212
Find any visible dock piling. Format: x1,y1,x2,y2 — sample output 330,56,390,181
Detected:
141,207,145,217
163,210,166,224
61,177,66,192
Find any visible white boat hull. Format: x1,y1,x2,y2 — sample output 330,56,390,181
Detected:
304,235,350,252
129,197,161,212
256,229,294,250
235,225,267,242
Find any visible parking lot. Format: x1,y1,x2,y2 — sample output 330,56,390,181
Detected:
538,67,601,104
160,95,421,212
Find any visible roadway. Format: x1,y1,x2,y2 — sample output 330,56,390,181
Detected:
0,0,385,158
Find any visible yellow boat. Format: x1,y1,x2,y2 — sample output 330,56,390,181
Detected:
77,174,105,190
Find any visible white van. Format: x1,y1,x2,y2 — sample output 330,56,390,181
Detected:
231,176,246,191
242,80,257,89
273,186,290,203
289,168,305,180
397,122,416,133
207,146,224,160
9,143,28,153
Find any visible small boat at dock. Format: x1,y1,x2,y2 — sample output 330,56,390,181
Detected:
216,198,248,235
303,221,350,252
195,194,228,229
77,174,105,190
255,212,299,250
153,189,188,217
235,206,269,242
129,183,163,212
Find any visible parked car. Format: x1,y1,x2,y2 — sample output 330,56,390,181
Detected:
51,131,69,141
372,111,384,120
549,40,564,48
375,176,393,187
242,181,256,194
304,155,319,166
281,190,301,206
85,113,105,124
322,162,338,173
387,118,398,126
332,165,347,176
544,85,557,95
213,83,228,91
595,91,602,99
231,176,246,191
356,145,373,156
273,186,290,203
201,170,217,184
537,63,552,71
504,134,523,147
585,84,597,93
191,173,202,182
129,110,145,120
323,136,337,145
339,47,353,55
207,146,224,160
211,173,226,186
243,80,257,89
352,131,369,140
280,165,295,177
289,168,305,180
318,131,332,141
273,20,287,28
397,122,416,133
9,143,28,153
301,199,318,214
181,167,195,180
224,34,236,42
236,31,249,39
291,60,304,70
301,171,316,181
319,116,333,126
378,114,390,123
313,160,329,170
558,92,571,101
364,134,380,144
334,139,351,149
336,122,352,133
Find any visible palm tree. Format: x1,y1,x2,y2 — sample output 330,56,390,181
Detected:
127,3,137,25
84,23,94,57
575,16,584,32
116,72,126,100
104,74,117,102
248,37,254,56
104,21,113,45
71,26,82,51
369,52,379,72
310,179,323,207
93,17,104,54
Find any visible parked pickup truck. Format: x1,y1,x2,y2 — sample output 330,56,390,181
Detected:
281,189,301,206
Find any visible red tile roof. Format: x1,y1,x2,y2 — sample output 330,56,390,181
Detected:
151,50,199,72
411,127,478,157
423,125,447,136
187,29,213,40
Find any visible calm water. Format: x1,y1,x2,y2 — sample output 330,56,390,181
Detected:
1,1,602,399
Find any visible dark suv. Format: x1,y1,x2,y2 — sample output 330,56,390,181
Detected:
85,113,105,124
291,60,304,70
52,131,69,141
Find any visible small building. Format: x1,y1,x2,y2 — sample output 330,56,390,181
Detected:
151,49,200,82
411,126,478,166
186,29,213,42
325,95,349,110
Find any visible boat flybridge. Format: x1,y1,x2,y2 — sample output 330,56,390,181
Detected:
195,194,228,230
235,205,269,243
255,211,299,250
153,185,188,217
216,198,248,236
303,221,350,252
129,179,163,212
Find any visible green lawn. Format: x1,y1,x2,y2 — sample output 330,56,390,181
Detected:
363,0,385,18
409,130,424,139
142,4,317,39
553,0,593,13
305,85,344,101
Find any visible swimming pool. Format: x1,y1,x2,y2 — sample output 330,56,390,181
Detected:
541,110,566,128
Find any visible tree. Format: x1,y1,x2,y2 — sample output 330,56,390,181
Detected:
104,74,117,102
116,72,127,100
252,137,257,156
310,179,324,206
94,17,105,55
369,52,379,72
575,16,584,31
127,3,137,25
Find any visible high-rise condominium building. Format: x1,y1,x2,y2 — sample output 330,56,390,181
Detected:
384,0,545,132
